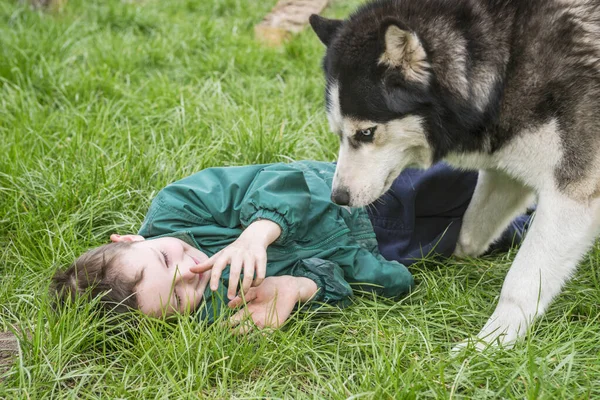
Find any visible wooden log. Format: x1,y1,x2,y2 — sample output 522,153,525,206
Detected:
255,0,329,47
0,331,19,378
23,0,67,12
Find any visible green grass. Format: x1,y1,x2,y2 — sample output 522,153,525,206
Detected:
1,0,599,397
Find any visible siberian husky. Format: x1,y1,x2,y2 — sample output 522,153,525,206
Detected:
310,0,600,349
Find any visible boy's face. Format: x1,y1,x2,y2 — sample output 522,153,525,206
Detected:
113,235,211,317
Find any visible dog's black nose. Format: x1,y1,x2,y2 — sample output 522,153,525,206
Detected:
331,189,350,206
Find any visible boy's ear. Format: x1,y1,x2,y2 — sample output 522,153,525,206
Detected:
110,234,145,243
309,14,343,46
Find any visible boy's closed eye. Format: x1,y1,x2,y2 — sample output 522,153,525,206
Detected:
160,250,170,266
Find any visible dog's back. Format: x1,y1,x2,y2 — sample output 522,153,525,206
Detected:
501,0,600,198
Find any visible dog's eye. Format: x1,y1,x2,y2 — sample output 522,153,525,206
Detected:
358,127,375,136
355,126,377,142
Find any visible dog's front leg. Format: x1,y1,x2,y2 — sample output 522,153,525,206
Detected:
455,169,535,257
462,190,600,350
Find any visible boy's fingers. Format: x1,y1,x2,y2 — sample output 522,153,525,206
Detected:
229,310,255,334
229,310,243,326
227,296,243,309
253,254,267,287
227,255,244,300
233,321,254,335
210,257,229,291
190,262,213,273
190,253,217,273
241,256,254,295
228,288,258,309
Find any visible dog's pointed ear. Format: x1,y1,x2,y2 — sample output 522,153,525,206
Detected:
309,14,343,46
379,19,431,85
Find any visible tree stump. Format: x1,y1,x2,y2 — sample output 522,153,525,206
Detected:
0,331,19,378
23,0,67,12
255,0,330,46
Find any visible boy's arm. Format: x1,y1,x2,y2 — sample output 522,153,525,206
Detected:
227,254,408,315
291,252,414,304
342,248,415,299
225,254,413,331
238,166,315,245
288,258,354,307
139,164,316,246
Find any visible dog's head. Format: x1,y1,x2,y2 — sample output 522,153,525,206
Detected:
310,14,436,206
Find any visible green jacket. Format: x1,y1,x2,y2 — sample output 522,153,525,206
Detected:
137,161,413,321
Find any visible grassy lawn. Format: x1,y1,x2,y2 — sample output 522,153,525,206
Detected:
1,0,599,397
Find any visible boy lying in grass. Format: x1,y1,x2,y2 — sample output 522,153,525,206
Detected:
51,161,529,329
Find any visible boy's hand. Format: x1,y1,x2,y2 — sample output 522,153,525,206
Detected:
227,276,318,332
190,219,282,299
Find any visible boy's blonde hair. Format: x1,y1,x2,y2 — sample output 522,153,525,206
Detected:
51,242,144,314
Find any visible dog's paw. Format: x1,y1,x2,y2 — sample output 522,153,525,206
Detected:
475,311,525,348
450,338,488,354
451,331,515,355
452,305,528,354
454,237,488,258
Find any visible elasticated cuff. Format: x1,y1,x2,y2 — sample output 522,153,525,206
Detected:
242,209,292,245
